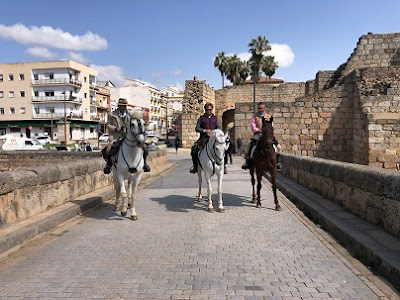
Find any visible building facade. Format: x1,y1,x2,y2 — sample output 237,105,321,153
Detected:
0,60,99,143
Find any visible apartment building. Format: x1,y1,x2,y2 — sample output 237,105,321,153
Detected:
0,60,99,143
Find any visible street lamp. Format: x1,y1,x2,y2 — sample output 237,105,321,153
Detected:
61,90,67,145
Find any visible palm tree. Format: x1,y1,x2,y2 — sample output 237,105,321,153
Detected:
226,55,249,86
248,36,271,113
214,52,228,88
261,55,278,81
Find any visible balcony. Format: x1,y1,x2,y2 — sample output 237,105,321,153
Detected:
89,82,99,91
32,78,82,87
32,96,83,103
32,112,83,120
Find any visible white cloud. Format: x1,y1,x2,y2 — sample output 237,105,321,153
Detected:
68,52,90,65
90,64,125,87
235,43,294,68
268,43,294,68
25,47,56,59
0,23,108,51
170,69,182,76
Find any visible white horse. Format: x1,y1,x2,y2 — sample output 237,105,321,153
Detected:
197,129,229,212
112,115,145,220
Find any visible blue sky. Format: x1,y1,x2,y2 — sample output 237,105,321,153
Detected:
1,0,399,90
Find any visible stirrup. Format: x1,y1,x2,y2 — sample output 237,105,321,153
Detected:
189,166,197,174
241,162,249,170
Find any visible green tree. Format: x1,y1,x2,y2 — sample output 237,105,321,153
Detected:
261,55,278,81
226,55,249,86
214,51,228,88
248,36,272,113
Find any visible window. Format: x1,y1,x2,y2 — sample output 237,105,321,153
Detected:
9,91,14,98
0,74,3,82
8,74,14,81
34,107,40,114
34,91,39,97
84,76,87,83
50,107,55,113
0,91,3,98
84,93,87,98
20,91,25,97
0,108,4,115
10,107,15,114
45,91,54,97
19,74,24,81
34,74,38,80
0,128,5,135
20,107,26,114
49,73,54,80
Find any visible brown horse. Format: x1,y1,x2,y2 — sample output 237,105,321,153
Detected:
249,118,281,210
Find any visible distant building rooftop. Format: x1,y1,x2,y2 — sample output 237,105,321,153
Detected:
245,76,284,85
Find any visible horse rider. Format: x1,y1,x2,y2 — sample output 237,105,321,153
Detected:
190,102,222,174
102,98,151,174
241,101,281,170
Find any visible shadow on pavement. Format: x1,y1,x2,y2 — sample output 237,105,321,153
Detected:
150,192,250,212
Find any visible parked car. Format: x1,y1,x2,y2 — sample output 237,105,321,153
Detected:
0,135,44,151
145,134,159,145
99,134,109,142
34,135,53,145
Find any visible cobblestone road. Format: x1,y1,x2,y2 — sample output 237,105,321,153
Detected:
0,148,393,299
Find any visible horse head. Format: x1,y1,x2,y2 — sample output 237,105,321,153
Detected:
261,117,274,150
210,129,228,166
126,117,145,146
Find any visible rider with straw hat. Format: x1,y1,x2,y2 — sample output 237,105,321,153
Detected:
102,98,151,174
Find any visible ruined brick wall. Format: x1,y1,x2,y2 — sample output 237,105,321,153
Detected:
356,67,400,168
324,32,400,89
215,82,306,118
234,81,356,163
180,77,215,148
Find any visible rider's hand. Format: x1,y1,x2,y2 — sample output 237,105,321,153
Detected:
205,129,212,136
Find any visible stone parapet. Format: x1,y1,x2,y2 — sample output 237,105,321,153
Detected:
0,149,167,228
280,153,400,239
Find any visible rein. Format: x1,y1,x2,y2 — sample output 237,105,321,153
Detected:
119,119,144,173
202,135,225,176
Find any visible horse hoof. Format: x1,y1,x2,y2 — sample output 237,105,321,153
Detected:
121,211,127,216
131,215,138,221
208,208,214,213
252,199,256,204
275,206,282,211
217,208,225,213
256,204,261,208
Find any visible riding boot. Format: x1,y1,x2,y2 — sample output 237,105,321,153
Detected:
142,144,151,172
241,144,254,170
190,145,198,173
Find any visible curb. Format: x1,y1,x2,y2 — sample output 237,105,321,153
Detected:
0,162,176,259
274,173,400,291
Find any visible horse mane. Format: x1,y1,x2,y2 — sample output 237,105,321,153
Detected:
212,129,226,143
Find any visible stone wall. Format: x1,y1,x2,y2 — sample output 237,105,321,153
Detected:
180,77,215,148
0,150,167,228
280,153,400,239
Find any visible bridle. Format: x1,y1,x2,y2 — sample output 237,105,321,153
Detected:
201,131,226,175
120,118,145,173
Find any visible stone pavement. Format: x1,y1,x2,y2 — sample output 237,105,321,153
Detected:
0,147,398,299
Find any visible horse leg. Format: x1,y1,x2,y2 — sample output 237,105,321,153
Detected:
250,167,256,203
113,172,123,212
129,174,142,220
270,169,281,211
119,177,129,216
256,170,263,208
205,174,214,213
217,170,224,213
197,169,203,202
